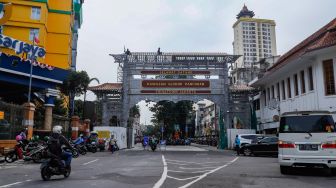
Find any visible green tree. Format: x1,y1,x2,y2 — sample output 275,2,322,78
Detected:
149,100,193,138
61,70,90,117
61,70,90,97
73,100,84,117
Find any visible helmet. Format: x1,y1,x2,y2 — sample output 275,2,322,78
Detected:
16,135,22,141
52,125,63,134
44,136,49,142
32,135,39,141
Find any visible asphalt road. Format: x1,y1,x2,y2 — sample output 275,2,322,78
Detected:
0,146,336,188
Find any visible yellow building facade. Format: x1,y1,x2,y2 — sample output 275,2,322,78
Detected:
0,0,76,69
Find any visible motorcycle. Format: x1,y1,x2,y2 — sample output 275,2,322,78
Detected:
97,138,106,151
149,140,157,152
72,137,87,155
109,140,119,153
86,142,97,153
40,152,71,181
5,141,46,163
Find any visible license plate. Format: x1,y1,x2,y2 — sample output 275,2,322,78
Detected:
299,144,318,151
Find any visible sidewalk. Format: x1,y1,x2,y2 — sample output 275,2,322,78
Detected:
191,143,234,154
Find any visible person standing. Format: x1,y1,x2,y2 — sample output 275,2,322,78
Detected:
234,135,240,156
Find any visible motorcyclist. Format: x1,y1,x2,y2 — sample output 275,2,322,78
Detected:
48,125,74,172
150,135,158,145
109,135,117,152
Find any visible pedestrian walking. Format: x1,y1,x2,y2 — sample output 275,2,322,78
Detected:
234,135,240,156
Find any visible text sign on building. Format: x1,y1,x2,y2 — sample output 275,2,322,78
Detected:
0,34,46,58
141,90,211,94
140,70,210,75
142,80,210,88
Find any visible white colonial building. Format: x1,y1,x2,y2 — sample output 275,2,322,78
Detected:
250,18,336,134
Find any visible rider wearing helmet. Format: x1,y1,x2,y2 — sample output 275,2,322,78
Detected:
48,125,73,172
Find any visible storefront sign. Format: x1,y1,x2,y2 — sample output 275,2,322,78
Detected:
142,80,210,88
0,34,46,58
140,70,210,75
141,90,211,94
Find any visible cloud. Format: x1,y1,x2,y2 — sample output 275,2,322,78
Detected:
76,0,336,123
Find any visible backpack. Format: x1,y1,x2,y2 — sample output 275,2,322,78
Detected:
48,135,62,156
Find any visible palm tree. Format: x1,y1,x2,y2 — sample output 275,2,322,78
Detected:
83,78,100,119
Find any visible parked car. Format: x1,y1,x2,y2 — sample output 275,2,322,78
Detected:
240,136,278,156
237,134,262,147
278,111,336,175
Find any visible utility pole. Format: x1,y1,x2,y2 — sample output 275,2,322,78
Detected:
27,33,36,103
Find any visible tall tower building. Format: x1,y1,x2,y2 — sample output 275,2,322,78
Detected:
232,4,277,83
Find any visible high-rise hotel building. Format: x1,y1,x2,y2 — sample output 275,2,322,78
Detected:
232,5,277,71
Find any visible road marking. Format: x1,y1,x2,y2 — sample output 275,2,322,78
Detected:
179,166,217,170
168,170,211,173
166,159,220,165
153,155,167,188
167,175,200,181
0,179,31,188
83,159,99,166
178,157,239,188
166,162,190,166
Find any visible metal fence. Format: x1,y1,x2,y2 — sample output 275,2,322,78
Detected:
0,101,24,140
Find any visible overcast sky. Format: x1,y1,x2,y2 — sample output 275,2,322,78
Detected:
76,0,336,124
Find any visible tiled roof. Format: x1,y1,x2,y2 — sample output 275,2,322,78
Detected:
268,18,336,73
88,83,122,91
230,84,256,92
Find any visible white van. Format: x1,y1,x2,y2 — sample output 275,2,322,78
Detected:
278,111,336,175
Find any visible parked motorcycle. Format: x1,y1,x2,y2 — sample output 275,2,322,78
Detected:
86,142,97,153
72,137,87,155
5,141,46,163
97,138,106,151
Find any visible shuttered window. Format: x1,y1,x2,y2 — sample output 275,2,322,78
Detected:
323,59,336,95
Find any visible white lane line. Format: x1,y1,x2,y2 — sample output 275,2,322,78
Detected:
83,159,99,166
168,170,211,174
0,179,31,188
166,162,190,166
178,157,239,188
166,159,220,165
179,166,217,170
153,155,167,188
0,182,23,188
167,175,200,181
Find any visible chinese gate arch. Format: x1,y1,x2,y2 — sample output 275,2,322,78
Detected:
91,51,240,149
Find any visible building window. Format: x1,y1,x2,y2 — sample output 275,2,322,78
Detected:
281,80,286,100
294,74,299,96
323,59,336,95
308,66,314,91
267,88,270,102
277,82,280,100
29,29,39,41
253,99,260,111
31,7,41,20
300,70,306,94
271,85,275,99
287,77,292,98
